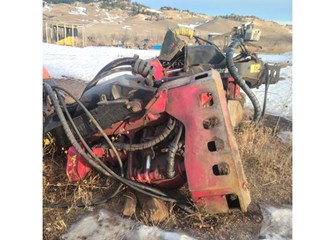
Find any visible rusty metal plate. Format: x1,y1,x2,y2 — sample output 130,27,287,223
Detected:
163,69,251,213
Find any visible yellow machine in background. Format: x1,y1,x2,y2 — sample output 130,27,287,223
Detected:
54,24,77,46
45,22,83,47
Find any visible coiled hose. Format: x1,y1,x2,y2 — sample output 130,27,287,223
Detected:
166,124,183,179
43,83,194,213
226,38,262,122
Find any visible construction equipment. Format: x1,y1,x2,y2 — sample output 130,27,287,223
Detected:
45,23,80,46
232,22,261,41
208,21,262,50
43,28,281,214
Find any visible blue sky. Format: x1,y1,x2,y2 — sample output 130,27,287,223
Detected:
135,0,292,23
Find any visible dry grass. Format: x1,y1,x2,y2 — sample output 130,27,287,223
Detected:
236,119,292,206
43,150,120,239
42,114,292,239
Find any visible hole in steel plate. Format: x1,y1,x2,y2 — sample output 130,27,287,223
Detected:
212,162,230,175
200,92,214,107
203,117,219,129
207,137,224,152
226,194,240,209
195,73,208,80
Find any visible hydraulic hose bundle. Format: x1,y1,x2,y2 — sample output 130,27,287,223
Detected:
82,57,136,94
82,54,157,96
225,38,262,122
43,82,194,213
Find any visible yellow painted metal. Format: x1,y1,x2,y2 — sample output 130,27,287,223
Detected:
250,63,261,73
56,36,76,46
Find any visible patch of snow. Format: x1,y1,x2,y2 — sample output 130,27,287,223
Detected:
259,52,292,65
100,12,120,23
177,23,203,29
43,44,292,121
244,53,292,120
277,131,292,144
258,205,292,240
146,8,162,14
208,32,222,35
69,6,87,16
61,209,196,240
103,11,112,22
43,43,159,81
42,1,51,10
274,20,292,26
122,25,131,30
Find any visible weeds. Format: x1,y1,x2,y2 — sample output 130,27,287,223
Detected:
43,115,292,239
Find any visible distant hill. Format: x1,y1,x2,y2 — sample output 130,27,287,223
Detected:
42,1,292,53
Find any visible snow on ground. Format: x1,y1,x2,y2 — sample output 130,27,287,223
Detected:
43,44,292,120
146,8,162,14
61,206,291,240
177,23,203,29
259,205,292,240
43,1,51,11
43,43,159,81
277,131,292,144
61,209,195,240
244,53,292,120
122,25,131,29
69,6,87,15
258,52,292,65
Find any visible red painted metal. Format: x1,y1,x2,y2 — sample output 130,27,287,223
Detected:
43,66,51,80
227,77,241,100
149,59,164,81
199,92,213,107
163,70,251,213
66,145,92,182
66,146,107,181
65,68,250,213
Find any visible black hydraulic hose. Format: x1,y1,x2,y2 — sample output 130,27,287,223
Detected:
261,63,270,117
166,124,183,179
44,84,193,212
95,57,135,78
56,90,124,204
226,38,262,122
51,86,173,198
113,118,176,151
194,35,221,52
56,90,124,178
44,83,113,178
54,86,124,173
44,186,124,209
82,66,133,95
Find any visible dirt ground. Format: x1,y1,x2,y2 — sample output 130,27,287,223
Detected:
43,79,292,239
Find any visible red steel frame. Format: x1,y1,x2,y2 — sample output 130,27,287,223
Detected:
163,70,251,213
65,68,251,213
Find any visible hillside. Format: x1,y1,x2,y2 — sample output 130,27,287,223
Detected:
42,1,292,53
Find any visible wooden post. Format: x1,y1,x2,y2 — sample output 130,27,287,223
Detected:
72,24,74,47
56,24,59,43
82,25,85,47
45,22,48,43
64,24,67,45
